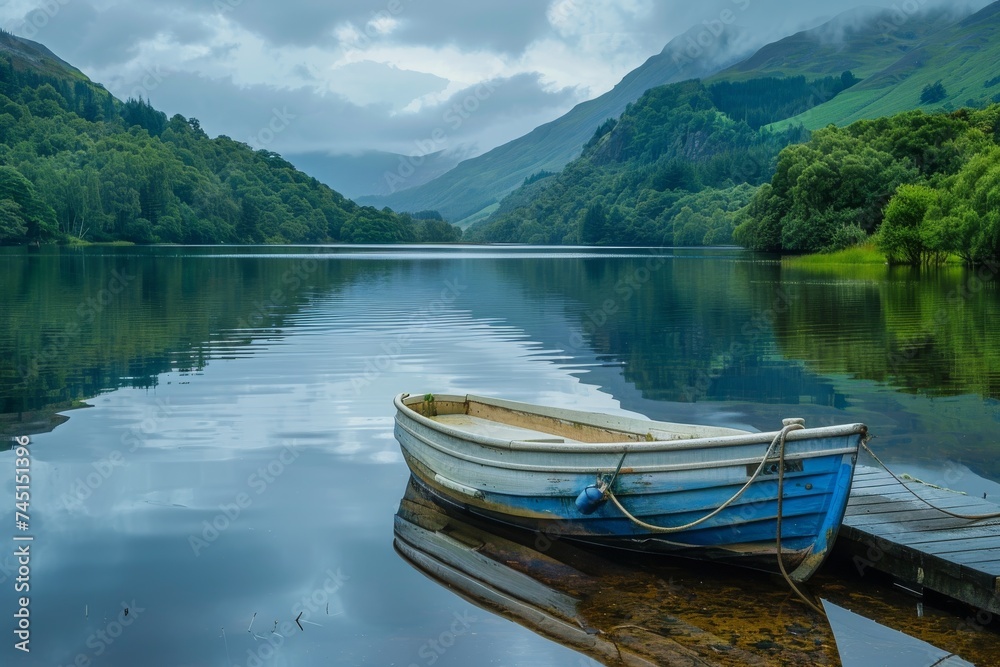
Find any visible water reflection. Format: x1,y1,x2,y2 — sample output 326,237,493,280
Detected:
394,477,987,666
823,600,974,667
1,245,999,665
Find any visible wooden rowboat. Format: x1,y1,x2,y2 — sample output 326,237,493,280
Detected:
393,392,867,582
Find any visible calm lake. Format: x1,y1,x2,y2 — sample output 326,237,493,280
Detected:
1,245,999,666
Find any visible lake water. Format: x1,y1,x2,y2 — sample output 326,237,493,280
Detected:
1,245,999,666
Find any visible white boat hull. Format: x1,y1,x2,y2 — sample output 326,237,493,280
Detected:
394,393,865,581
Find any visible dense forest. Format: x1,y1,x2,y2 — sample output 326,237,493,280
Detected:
465,77,824,245
734,105,1000,262
706,72,860,130
0,44,460,245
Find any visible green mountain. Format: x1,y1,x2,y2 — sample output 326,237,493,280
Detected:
0,28,94,82
356,27,754,226
464,79,811,245
466,3,1000,247
772,2,1000,129
358,5,980,226
0,30,458,245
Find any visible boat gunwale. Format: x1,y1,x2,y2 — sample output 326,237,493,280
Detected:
394,392,868,455
396,415,860,475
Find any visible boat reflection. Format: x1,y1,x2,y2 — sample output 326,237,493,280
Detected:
393,477,987,666
394,476,833,665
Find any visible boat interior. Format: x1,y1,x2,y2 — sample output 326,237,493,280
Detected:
400,393,747,444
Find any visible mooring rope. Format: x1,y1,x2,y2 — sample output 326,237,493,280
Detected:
775,425,826,616
604,423,801,534
861,441,1000,521
604,422,827,614
602,426,1000,616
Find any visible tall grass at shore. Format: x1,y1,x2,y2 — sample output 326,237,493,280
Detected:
782,243,886,266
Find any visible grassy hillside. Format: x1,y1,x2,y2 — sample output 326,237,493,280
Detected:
713,5,963,82
773,2,1000,129
0,28,94,82
357,27,754,226
0,31,458,245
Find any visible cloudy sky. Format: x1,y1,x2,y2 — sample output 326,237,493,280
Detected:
0,0,990,162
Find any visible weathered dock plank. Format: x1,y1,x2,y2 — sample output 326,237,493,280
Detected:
839,466,1000,615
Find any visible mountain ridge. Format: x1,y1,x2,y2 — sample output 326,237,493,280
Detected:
463,2,1000,249
356,25,758,224
356,3,985,225
0,30,93,82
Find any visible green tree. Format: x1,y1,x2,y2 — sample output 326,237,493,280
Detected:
920,81,947,105
0,166,57,242
236,197,262,243
922,146,1000,263
580,203,607,244
877,184,941,265
0,199,27,242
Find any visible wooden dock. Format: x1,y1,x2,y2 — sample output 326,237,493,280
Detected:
838,466,1000,615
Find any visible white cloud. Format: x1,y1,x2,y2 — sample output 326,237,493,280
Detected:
367,13,400,36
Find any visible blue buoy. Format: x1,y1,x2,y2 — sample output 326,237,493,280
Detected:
575,485,606,515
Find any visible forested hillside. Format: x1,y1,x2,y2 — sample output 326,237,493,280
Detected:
735,104,1000,262
467,77,1000,258
464,4,1000,250
464,79,813,245
0,32,459,245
